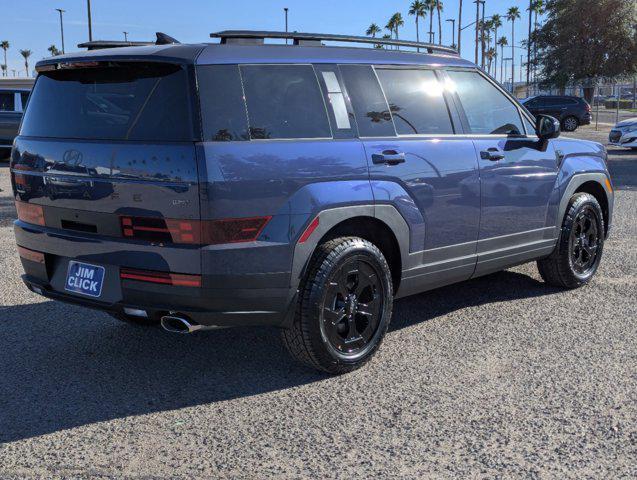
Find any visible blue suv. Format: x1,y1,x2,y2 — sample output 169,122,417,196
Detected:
11,31,614,373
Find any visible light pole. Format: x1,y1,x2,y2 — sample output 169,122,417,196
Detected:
55,8,65,54
473,0,484,65
446,19,456,48
87,0,93,42
284,8,289,44
480,0,486,69
123,31,128,41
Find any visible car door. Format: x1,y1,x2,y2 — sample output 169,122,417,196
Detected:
339,64,480,295
0,91,22,146
444,70,560,277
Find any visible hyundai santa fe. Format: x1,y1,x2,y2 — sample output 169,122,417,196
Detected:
11,31,614,373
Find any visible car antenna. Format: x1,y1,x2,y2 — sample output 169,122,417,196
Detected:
155,32,180,45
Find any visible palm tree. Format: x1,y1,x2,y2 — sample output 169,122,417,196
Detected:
385,17,396,49
386,12,404,49
491,14,502,80
366,23,381,37
409,1,427,50
481,19,493,69
424,0,437,43
497,36,508,84
366,23,382,48
0,65,6,78
435,1,444,45
1,41,9,77
47,45,60,57
485,47,496,75
506,6,521,92
19,49,31,77
531,0,545,84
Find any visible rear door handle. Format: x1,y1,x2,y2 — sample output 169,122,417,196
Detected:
371,150,406,166
480,149,505,161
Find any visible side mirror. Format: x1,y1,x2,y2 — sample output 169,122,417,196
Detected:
535,114,561,140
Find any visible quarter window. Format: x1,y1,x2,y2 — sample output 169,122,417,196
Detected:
240,65,331,140
339,65,396,137
376,68,454,135
447,70,524,135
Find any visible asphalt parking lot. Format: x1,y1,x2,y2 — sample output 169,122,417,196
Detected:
0,127,635,478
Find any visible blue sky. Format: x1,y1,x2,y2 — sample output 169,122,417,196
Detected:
3,0,533,78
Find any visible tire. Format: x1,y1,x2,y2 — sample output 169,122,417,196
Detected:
281,237,394,374
561,116,579,132
537,192,604,288
108,312,160,326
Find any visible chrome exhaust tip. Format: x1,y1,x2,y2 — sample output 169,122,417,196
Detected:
160,314,203,334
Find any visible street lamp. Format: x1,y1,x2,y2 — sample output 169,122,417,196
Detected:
55,8,65,54
284,8,289,44
473,0,484,65
123,31,128,41
86,0,93,42
446,19,456,49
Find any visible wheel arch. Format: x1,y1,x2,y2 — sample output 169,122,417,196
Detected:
290,205,411,295
559,173,613,238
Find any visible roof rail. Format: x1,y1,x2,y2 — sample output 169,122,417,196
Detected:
79,32,180,50
210,30,458,55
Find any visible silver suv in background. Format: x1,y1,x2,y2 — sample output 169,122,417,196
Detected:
0,89,30,158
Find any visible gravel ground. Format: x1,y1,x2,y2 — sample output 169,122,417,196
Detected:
0,133,635,479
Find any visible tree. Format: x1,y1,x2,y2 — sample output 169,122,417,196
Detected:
0,65,6,77
497,36,508,84
486,47,497,75
0,41,9,77
481,19,493,69
366,23,381,37
390,12,404,42
436,1,444,45
47,45,61,57
530,0,545,84
506,7,521,91
409,1,427,50
19,49,31,77
534,0,637,101
385,17,396,49
425,0,437,43
491,14,503,80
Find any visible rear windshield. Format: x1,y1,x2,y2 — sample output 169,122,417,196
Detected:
21,62,195,141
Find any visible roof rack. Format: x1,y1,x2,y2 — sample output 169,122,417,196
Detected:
210,30,458,55
78,32,180,50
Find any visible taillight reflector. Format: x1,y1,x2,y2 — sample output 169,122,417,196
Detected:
17,246,45,264
119,216,271,245
120,268,201,287
15,201,45,226
299,216,319,243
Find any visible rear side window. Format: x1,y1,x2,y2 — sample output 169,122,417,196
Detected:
340,65,396,137
21,63,194,141
0,92,15,112
198,65,249,141
240,65,331,140
447,70,523,135
376,68,454,135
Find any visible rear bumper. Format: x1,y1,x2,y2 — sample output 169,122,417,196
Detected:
15,221,296,328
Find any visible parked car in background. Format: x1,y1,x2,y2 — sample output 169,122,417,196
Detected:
522,95,591,132
11,31,613,374
609,117,637,150
0,88,30,159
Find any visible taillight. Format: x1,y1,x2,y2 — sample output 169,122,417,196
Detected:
202,217,271,245
15,201,45,226
120,268,201,287
586,103,591,112
121,216,201,244
17,245,45,264
119,216,271,245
